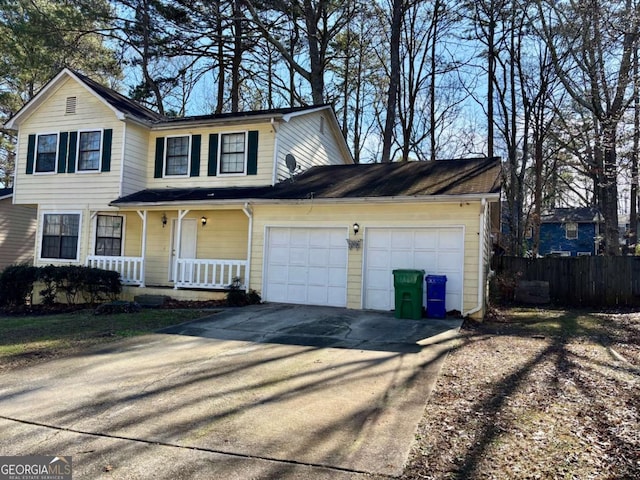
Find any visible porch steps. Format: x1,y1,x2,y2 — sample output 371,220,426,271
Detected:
134,294,171,307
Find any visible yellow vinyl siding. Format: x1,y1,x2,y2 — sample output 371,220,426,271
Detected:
276,112,350,181
147,123,275,188
0,199,37,268
250,202,483,312
14,77,123,209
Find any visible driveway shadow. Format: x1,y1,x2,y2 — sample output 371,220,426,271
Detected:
158,303,463,353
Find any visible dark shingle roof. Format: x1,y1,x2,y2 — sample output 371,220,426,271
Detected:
72,71,165,124
111,158,501,206
73,70,333,126
541,207,602,223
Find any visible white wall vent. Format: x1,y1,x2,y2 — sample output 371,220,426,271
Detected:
65,96,77,114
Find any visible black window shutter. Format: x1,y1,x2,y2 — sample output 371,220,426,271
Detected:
67,132,77,173
190,134,201,177
154,137,164,178
208,133,218,176
247,130,259,175
57,132,68,173
26,134,36,174
101,129,113,172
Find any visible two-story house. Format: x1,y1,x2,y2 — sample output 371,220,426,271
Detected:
5,69,501,318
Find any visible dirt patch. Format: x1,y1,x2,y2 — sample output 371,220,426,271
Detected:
403,308,639,479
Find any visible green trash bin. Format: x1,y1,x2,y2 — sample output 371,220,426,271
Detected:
392,269,425,319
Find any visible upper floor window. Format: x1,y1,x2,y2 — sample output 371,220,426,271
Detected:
78,130,102,171
165,136,190,176
220,132,246,174
35,133,58,173
95,215,123,256
565,222,578,240
41,213,80,260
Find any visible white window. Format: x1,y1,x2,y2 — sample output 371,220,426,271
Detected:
35,133,58,173
565,222,578,240
525,226,533,239
95,215,123,256
220,132,246,174
41,213,81,260
165,136,190,176
78,130,102,171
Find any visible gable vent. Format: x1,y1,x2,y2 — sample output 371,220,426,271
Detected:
65,96,77,114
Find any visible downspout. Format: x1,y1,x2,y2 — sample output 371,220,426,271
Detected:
242,202,253,290
464,198,488,317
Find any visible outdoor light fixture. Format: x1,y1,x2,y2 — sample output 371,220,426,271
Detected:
161,213,167,228
201,216,208,227
347,223,362,250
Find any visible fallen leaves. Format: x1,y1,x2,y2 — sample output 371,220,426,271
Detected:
403,309,640,480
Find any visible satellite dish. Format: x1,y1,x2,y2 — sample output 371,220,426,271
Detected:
285,153,297,174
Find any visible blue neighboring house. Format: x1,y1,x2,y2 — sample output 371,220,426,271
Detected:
529,207,602,256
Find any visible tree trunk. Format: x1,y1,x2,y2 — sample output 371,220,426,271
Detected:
381,0,403,163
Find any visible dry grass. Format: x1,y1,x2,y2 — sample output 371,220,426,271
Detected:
403,307,639,480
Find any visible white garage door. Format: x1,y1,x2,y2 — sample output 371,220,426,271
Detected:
264,227,348,307
364,227,464,312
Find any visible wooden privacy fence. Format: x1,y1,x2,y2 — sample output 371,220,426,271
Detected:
491,256,640,307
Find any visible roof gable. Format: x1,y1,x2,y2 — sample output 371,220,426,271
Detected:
541,207,601,224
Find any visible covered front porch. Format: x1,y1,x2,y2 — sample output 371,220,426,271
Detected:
85,206,252,291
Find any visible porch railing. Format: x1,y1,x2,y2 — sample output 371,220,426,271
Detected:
86,255,144,286
175,258,247,290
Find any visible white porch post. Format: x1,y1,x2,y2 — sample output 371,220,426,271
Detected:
136,210,147,287
174,209,189,289
242,203,253,290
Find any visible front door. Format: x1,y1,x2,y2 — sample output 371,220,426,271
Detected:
169,218,197,282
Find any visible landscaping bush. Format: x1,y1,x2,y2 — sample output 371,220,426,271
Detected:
0,264,39,307
226,277,262,307
0,264,122,309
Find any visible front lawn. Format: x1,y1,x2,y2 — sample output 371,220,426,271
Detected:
403,308,640,479
0,309,211,371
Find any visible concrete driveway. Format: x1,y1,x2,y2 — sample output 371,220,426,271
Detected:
0,304,462,479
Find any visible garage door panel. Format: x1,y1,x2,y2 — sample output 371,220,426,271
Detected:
391,231,414,249
365,227,464,312
438,252,461,271
309,247,329,265
308,266,329,285
327,287,346,306
439,229,463,248
265,227,347,307
390,251,414,268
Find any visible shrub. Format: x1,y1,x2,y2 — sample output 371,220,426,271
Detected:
226,277,262,307
0,264,122,308
0,264,39,307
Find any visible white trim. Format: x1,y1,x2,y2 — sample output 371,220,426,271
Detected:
163,134,192,178
242,203,253,290
119,123,127,198
93,213,126,257
565,222,578,240
75,128,104,173
33,132,60,175
111,193,502,209
38,210,83,263
217,131,248,176
463,198,487,317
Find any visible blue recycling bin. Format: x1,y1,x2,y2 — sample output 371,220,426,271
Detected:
426,275,447,318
